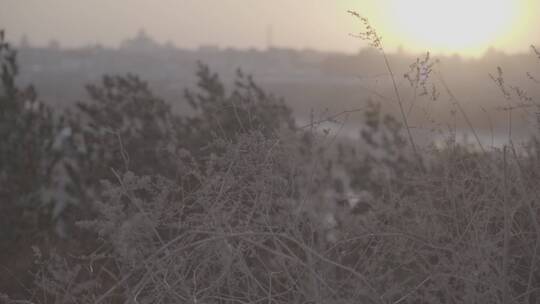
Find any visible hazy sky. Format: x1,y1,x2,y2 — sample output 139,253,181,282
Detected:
1,0,539,56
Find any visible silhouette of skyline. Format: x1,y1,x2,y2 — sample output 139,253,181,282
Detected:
2,0,539,56
13,29,539,59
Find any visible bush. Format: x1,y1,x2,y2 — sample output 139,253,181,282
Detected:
28,125,540,304
32,132,343,304
66,63,297,204
67,73,181,202
182,63,296,155
0,31,67,243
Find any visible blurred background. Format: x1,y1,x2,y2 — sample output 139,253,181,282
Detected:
1,0,540,142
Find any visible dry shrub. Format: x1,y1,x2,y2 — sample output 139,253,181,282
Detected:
29,131,382,304
26,119,540,304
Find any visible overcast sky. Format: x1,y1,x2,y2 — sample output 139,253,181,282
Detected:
1,0,538,55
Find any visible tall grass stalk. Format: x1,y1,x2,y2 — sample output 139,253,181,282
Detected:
348,10,423,170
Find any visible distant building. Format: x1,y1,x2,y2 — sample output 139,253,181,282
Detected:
120,29,161,53
48,39,61,50
19,34,31,49
198,45,220,53
483,46,507,60
266,25,274,50
163,40,177,50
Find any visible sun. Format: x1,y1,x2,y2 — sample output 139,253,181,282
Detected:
385,0,521,56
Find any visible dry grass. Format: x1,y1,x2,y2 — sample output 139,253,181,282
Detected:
21,128,540,304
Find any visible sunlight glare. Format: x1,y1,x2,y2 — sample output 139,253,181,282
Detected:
386,0,519,55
